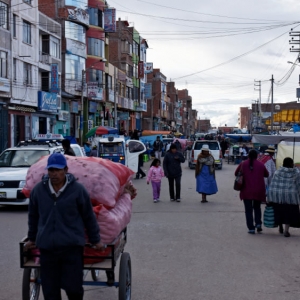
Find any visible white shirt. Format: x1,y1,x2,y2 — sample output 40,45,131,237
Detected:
48,175,68,197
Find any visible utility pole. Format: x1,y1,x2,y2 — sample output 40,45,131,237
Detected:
80,69,85,145
271,75,274,133
114,66,118,128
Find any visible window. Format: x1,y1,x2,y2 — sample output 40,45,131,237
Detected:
23,21,31,44
127,65,133,77
0,51,7,78
0,2,8,29
23,0,32,5
50,37,59,58
13,58,16,81
133,41,139,56
13,14,17,37
65,54,85,80
106,75,112,89
65,21,86,43
23,62,32,85
87,38,105,57
88,8,103,27
41,72,50,92
87,69,103,84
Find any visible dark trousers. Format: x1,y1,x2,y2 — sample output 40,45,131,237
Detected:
40,247,84,300
168,176,181,200
243,199,262,230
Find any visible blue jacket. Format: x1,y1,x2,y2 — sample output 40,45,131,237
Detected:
163,151,185,178
28,174,100,250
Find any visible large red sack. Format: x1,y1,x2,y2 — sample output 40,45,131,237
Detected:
23,156,134,208
93,193,132,244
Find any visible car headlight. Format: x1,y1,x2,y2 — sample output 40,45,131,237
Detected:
19,180,26,188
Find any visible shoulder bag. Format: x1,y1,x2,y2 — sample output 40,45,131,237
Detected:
263,204,276,228
233,162,244,191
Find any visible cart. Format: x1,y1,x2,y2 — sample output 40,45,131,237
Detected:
19,227,131,300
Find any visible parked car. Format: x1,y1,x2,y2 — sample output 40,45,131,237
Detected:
0,136,84,205
189,140,223,170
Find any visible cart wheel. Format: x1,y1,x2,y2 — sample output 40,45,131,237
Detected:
22,268,41,300
91,269,101,281
118,252,131,300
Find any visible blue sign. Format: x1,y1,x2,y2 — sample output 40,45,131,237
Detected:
50,64,59,93
38,91,58,112
71,101,79,113
89,101,97,113
104,8,116,32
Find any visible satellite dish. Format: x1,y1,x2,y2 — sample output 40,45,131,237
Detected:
275,105,280,110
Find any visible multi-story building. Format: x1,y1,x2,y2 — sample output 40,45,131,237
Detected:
238,107,251,130
143,68,167,130
178,89,192,136
0,0,61,150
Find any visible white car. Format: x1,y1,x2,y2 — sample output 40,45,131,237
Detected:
0,141,84,206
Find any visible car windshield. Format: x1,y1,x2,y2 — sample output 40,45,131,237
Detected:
99,143,124,155
0,149,50,167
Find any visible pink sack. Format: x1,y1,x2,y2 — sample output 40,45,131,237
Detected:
23,156,134,208
93,193,132,244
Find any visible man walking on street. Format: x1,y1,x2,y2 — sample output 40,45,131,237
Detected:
163,143,185,202
24,153,104,300
153,136,164,160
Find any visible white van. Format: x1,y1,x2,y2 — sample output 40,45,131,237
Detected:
189,140,223,170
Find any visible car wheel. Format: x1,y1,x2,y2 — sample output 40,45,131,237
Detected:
189,162,193,169
218,165,222,170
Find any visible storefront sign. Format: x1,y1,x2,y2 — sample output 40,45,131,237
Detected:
145,62,153,74
58,110,69,121
145,83,152,99
108,89,114,102
118,112,129,121
38,91,58,113
66,39,86,58
89,101,97,113
0,78,10,92
50,64,59,93
87,82,103,101
104,8,116,32
126,77,133,88
68,8,89,25
138,61,144,79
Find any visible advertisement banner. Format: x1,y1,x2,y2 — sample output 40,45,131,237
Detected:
87,82,103,101
138,61,144,79
37,91,58,112
58,110,69,121
145,62,153,74
71,101,79,113
118,112,129,121
68,8,89,26
104,8,116,32
144,83,152,99
50,64,59,93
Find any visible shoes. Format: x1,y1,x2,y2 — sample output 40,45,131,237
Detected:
284,231,290,237
156,198,160,201
170,199,175,202
256,225,263,233
201,200,208,203
279,225,284,234
140,175,146,179
248,230,255,234
153,199,157,203
176,199,181,202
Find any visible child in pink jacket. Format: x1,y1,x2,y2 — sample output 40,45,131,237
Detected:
147,158,164,203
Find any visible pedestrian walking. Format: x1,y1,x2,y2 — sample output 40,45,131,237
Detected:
83,141,91,157
62,139,75,156
220,137,229,159
257,145,276,189
24,153,105,300
147,158,164,203
268,157,300,237
235,149,269,234
195,144,218,203
163,143,185,202
153,136,164,160
136,153,146,179
90,145,98,157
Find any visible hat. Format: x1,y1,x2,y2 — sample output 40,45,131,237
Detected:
265,145,275,153
92,145,97,149
201,144,210,151
46,153,67,169
85,141,91,145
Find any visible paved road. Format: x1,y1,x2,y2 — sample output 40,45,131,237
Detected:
1,159,300,300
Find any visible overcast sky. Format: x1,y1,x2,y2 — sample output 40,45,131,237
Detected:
110,0,300,127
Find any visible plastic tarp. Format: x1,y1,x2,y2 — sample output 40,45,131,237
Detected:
276,141,300,169
252,134,300,144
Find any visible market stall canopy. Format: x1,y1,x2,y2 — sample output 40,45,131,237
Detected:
252,134,300,144
224,134,252,142
85,126,118,138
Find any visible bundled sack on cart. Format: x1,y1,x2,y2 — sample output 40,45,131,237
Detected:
22,156,135,207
